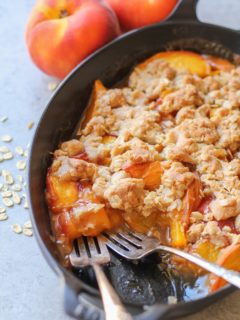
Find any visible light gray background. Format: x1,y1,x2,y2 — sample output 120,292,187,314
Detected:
0,1,239,319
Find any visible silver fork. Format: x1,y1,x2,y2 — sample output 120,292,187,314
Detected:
102,230,240,289
70,236,132,320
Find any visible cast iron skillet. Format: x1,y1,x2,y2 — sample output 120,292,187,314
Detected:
28,0,240,319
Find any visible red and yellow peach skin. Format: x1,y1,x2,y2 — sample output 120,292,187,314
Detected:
26,0,120,79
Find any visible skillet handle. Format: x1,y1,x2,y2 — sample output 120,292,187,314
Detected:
168,0,199,22
64,283,105,320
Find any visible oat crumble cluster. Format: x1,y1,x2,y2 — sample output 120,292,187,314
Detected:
47,52,240,258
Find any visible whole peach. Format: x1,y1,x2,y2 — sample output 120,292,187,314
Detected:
26,0,120,79
105,0,178,31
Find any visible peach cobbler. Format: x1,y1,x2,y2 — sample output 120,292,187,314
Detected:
46,51,240,291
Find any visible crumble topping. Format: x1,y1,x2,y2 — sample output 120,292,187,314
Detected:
47,52,240,259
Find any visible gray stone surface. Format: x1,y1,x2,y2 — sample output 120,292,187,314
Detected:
0,1,239,320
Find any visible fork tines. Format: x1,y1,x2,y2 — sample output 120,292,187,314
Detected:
102,230,146,259
70,236,110,267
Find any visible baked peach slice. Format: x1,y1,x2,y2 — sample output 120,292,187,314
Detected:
123,210,158,234
169,175,202,249
157,212,187,248
97,134,117,166
46,171,79,213
209,243,240,292
194,240,220,263
168,174,202,248
101,134,117,144
170,215,187,248
203,55,234,72
106,208,124,230
71,151,89,161
56,182,111,240
197,197,239,234
197,196,212,215
124,161,163,190
143,161,163,190
80,79,107,129
124,162,150,178
138,51,211,77
57,205,111,240
172,240,220,274
182,174,202,229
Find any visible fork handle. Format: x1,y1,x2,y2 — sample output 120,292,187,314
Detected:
92,264,133,320
157,245,240,289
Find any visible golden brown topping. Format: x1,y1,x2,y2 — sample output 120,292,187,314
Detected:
53,156,97,181
54,139,84,157
178,118,219,144
47,51,240,261
104,178,145,211
158,85,203,114
210,197,240,221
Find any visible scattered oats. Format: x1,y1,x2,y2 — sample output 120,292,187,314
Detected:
0,213,8,221
23,220,32,229
23,182,27,188
48,81,58,91
3,152,13,160
15,146,24,156
18,175,24,183
0,116,8,123
12,192,21,205
0,183,3,191
23,150,28,157
0,207,6,213
168,296,177,304
11,224,22,234
12,184,22,192
2,170,10,177
3,198,13,207
1,135,12,142
16,160,26,170
23,228,33,237
2,185,9,192
23,200,29,209
0,146,9,153
4,174,14,185
1,191,12,197
27,121,34,130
